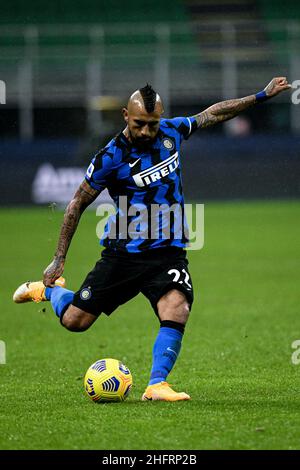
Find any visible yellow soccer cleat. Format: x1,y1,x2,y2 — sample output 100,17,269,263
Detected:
13,277,65,304
141,382,191,402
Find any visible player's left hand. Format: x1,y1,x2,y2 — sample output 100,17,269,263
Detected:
43,256,65,287
264,77,292,97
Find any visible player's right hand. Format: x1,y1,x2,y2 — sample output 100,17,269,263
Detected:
264,77,292,97
43,257,65,287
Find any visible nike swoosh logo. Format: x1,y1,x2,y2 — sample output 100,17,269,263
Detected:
167,347,178,357
129,158,141,168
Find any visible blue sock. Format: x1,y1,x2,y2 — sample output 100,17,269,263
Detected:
45,286,74,319
149,325,184,385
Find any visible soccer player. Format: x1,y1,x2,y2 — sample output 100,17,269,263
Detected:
13,78,291,401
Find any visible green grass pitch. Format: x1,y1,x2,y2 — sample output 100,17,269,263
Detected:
0,201,300,450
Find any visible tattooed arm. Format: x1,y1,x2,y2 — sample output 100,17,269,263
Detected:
193,77,291,128
43,180,100,286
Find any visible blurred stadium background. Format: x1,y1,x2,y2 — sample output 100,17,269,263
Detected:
0,0,299,205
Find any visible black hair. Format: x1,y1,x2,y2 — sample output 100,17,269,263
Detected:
139,84,157,113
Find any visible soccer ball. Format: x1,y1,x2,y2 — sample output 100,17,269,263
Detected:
84,358,132,403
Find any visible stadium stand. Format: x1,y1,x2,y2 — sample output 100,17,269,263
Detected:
259,0,300,21
0,0,188,24
0,1,297,133
0,1,199,108
258,0,300,60
184,0,272,61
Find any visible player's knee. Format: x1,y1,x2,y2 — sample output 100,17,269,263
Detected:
174,300,190,324
181,301,191,322
158,289,190,324
61,308,94,332
61,315,90,332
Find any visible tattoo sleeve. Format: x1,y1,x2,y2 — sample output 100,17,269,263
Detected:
193,94,256,128
54,180,100,259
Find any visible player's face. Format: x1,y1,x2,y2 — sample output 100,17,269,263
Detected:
123,107,162,149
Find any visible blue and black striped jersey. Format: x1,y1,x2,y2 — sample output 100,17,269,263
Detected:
85,116,198,253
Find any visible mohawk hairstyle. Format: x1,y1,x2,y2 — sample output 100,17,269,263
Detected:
139,84,157,113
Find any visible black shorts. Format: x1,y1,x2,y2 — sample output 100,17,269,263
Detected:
72,247,194,317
